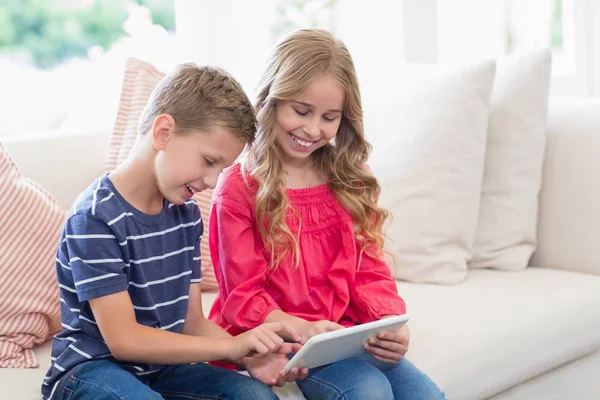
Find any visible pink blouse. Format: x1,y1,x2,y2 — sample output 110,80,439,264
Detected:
208,164,406,336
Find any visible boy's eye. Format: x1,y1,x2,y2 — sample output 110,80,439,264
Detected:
204,158,215,167
293,108,308,116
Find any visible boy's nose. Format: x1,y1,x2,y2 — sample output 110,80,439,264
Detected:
202,177,217,191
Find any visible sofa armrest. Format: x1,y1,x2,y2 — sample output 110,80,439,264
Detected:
531,97,600,275
2,130,110,210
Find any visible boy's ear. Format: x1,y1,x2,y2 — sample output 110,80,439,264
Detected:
152,114,176,151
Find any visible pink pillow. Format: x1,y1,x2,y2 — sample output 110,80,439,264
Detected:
0,143,65,367
106,58,218,292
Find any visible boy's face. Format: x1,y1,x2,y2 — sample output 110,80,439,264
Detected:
154,125,244,204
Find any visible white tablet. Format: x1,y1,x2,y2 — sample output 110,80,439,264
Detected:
283,314,409,373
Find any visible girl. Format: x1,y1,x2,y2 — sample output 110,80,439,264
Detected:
208,29,445,399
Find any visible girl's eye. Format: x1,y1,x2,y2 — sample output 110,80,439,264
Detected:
204,158,215,167
323,115,338,122
293,108,308,116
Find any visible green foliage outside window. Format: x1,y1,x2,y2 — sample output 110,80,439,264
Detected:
0,0,174,69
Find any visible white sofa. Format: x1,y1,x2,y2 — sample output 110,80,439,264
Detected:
1,97,600,399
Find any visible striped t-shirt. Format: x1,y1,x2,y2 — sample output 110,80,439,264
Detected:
42,174,202,400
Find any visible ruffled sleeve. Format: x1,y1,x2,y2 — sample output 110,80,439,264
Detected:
209,168,281,331
350,243,406,323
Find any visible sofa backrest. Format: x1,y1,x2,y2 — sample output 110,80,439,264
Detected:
2,97,599,276
531,97,600,275
2,130,109,210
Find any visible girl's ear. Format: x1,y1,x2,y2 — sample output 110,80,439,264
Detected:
152,114,176,151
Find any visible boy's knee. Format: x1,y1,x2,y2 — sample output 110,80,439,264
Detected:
231,379,278,400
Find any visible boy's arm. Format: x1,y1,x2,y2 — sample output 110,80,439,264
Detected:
181,283,230,338
89,290,233,364
89,289,299,365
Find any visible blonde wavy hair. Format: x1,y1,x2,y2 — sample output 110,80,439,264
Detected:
242,28,390,270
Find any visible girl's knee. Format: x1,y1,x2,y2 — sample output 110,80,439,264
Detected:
386,359,446,400
341,369,393,400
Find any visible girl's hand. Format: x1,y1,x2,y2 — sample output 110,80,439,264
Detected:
244,354,309,387
364,323,410,364
299,320,344,343
225,322,301,362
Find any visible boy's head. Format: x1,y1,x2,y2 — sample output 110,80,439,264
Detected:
139,64,256,204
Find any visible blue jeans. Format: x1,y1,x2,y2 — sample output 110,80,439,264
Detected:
53,360,278,399
296,356,446,400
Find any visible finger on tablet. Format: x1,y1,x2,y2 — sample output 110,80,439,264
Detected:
277,342,299,355
289,342,302,353
271,322,302,342
365,344,401,361
285,367,298,383
298,367,309,380
372,353,398,364
252,340,269,357
369,337,398,351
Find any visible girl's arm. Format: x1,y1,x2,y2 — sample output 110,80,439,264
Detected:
351,244,407,323
210,200,283,330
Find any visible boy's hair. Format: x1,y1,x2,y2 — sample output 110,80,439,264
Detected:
139,64,256,143
243,28,390,271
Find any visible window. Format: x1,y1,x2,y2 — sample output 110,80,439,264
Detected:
0,0,175,138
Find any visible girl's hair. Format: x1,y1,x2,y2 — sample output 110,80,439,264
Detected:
243,28,390,270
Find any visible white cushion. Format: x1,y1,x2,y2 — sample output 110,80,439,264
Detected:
470,50,552,270
530,98,600,276
491,350,600,400
399,268,600,400
366,60,496,284
1,131,109,210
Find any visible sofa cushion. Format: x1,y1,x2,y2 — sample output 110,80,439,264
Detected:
366,60,496,284
0,144,65,368
105,58,218,291
471,50,552,271
0,341,51,399
399,268,600,400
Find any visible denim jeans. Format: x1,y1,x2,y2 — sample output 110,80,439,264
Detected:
53,360,278,400
296,356,446,400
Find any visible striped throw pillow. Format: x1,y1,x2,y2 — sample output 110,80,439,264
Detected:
0,143,65,367
106,58,218,292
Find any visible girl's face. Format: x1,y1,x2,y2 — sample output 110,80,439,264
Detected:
274,75,345,165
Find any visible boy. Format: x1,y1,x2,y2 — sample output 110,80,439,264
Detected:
42,64,304,400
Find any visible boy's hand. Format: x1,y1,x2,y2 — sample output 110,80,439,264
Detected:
243,353,309,387
298,320,344,343
225,322,301,362
364,322,410,364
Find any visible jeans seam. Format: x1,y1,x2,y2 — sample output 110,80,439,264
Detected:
159,391,224,400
